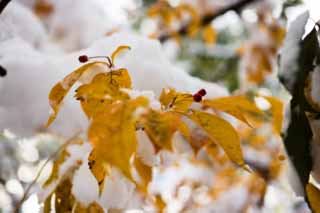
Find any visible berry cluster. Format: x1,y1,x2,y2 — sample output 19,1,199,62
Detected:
193,89,206,102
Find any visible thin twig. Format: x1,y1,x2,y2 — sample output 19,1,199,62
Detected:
0,0,11,15
14,132,81,213
159,0,262,42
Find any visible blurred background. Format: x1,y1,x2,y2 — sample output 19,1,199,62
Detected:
0,0,319,212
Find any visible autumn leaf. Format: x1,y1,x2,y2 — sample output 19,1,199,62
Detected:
75,69,132,118
306,183,320,213
142,110,180,151
54,178,75,212
202,25,217,45
159,88,193,112
88,97,149,181
154,194,166,212
134,156,152,193
187,109,245,167
46,62,109,126
88,150,108,194
263,96,283,134
111,45,131,64
202,96,264,127
43,137,83,188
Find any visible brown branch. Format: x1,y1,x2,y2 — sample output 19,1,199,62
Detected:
0,0,11,15
159,0,263,42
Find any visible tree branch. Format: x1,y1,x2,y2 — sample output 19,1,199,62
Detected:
0,0,11,15
159,0,262,42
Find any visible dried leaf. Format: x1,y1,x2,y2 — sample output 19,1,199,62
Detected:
54,178,75,212
47,62,109,126
187,110,245,166
306,183,320,213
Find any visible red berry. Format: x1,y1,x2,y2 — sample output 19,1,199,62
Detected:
0,65,7,77
78,55,88,63
193,93,202,102
198,89,207,96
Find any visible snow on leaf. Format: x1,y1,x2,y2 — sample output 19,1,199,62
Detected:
187,109,245,167
202,96,264,127
159,88,193,112
46,62,109,127
306,183,320,213
142,110,180,151
88,97,149,181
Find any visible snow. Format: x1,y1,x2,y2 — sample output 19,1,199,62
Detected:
279,11,309,92
72,152,99,206
98,168,136,210
0,32,228,137
38,142,92,202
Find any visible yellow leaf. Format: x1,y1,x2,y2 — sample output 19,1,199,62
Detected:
187,110,245,166
46,62,109,126
142,110,180,151
134,156,152,193
202,25,217,45
111,45,131,64
202,96,264,127
154,195,166,212
75,69,132,118
88,97,149,180
262,96,283,134
88,150,108,194
159,88,193,112
306,183,320,213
